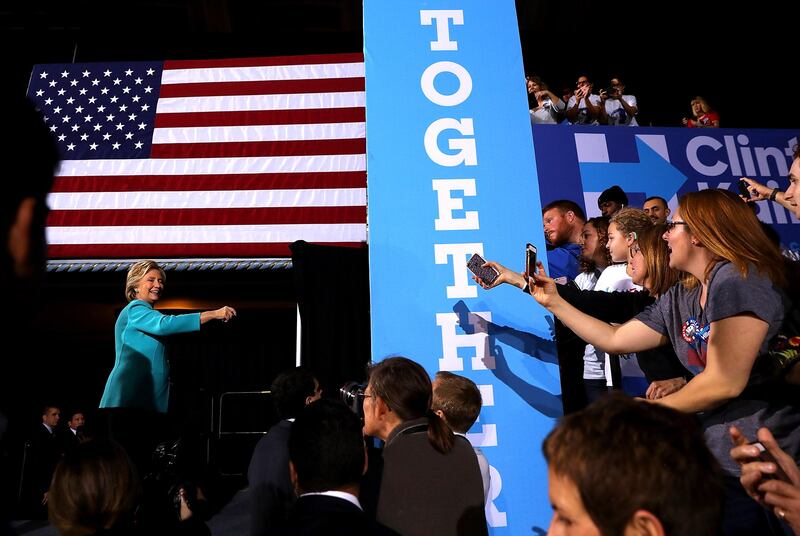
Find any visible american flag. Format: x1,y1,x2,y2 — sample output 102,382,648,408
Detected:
27,53,366,259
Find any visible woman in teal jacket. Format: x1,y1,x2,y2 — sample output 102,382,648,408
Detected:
100,259,236,413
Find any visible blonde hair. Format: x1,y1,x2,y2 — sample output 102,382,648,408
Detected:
690,96,712,117
125,259,165,301
679,189,786,289
609,208,652,237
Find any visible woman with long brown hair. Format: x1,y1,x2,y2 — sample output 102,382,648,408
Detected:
362,357,487,536
547,224,692,399
529,189,799,534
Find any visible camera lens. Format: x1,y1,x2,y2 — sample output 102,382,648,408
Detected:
339,381,366,417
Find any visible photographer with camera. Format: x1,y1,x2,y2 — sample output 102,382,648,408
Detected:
361,357,486,536
599,78,638,126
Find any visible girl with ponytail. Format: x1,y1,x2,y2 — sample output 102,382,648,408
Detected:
363,357,487,536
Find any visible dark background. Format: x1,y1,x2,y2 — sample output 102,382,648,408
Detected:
2,0,798,128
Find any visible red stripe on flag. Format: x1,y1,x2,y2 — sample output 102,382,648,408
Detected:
48,241,365,259
154,107,365,128
47,206,366,227
150,138,366,159
159,77,364,98
164,53,364,70
52,171,367,193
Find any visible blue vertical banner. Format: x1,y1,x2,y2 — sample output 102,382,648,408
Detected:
365,1,559,533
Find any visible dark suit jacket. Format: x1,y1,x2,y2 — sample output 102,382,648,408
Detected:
29,424,62,494
277,495,396,536
246,419,294,536
58,427,81,455
376,419,488,536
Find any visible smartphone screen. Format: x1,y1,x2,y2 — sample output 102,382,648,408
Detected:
526,243,537,277
466,253,499,285
750,441,791,482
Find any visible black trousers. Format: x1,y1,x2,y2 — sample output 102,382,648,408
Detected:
99,407,170,478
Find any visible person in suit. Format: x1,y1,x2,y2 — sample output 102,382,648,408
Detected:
247,367,321,536
26,405,64,518
363,357,487,536
278,399,393,535
58,410,86,455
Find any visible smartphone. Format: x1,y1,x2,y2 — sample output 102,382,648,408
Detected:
466,253,499,286
738,179,751,199
750,441,791,482
525,243,537,277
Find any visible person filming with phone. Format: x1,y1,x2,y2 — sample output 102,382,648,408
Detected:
599,77,638,126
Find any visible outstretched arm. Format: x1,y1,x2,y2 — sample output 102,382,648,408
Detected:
200,306,237,325
529,263,666,354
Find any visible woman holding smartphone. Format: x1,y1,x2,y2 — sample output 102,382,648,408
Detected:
528,189,800,534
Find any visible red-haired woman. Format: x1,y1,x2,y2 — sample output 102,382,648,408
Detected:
530,189,799,534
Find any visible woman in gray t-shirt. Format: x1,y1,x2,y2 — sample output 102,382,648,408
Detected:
528,189,799,531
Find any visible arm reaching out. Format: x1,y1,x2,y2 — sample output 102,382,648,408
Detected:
201,306,237,325
528,262,667,354
473,260,527,290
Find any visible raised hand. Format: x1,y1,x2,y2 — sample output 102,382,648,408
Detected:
527,262,560,309
473,260,526,290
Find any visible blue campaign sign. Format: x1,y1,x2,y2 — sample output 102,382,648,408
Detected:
533,126,800,255
365,1,559,533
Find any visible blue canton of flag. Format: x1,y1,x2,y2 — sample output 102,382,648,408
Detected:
28,61,163,159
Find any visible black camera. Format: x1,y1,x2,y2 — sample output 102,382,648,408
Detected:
340,381,367,417
144,438,210,524
603,86,618,97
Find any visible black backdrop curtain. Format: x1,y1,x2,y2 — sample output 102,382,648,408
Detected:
290,240,371,395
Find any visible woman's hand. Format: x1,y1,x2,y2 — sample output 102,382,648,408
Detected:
216,306,237,322
473,260,526,290
740,177,773,201
730,426,800,531
527,262,561,309
201,306,237,324
645,377,687,400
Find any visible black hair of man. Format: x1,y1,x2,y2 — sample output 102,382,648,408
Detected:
288,399,364,494
597,185,628,208
41,404,60,416
541,199,586,222
643,195,668,208
271,367,317,420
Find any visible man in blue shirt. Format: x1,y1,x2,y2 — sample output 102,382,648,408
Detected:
542,200,585,283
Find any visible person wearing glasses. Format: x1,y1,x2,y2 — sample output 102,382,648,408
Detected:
362,357,487,536
527,189,800,535
566,75,601,125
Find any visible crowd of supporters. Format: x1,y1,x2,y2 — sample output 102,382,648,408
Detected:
527,73,721,128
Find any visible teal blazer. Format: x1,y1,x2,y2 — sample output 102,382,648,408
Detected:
99,300,200,413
